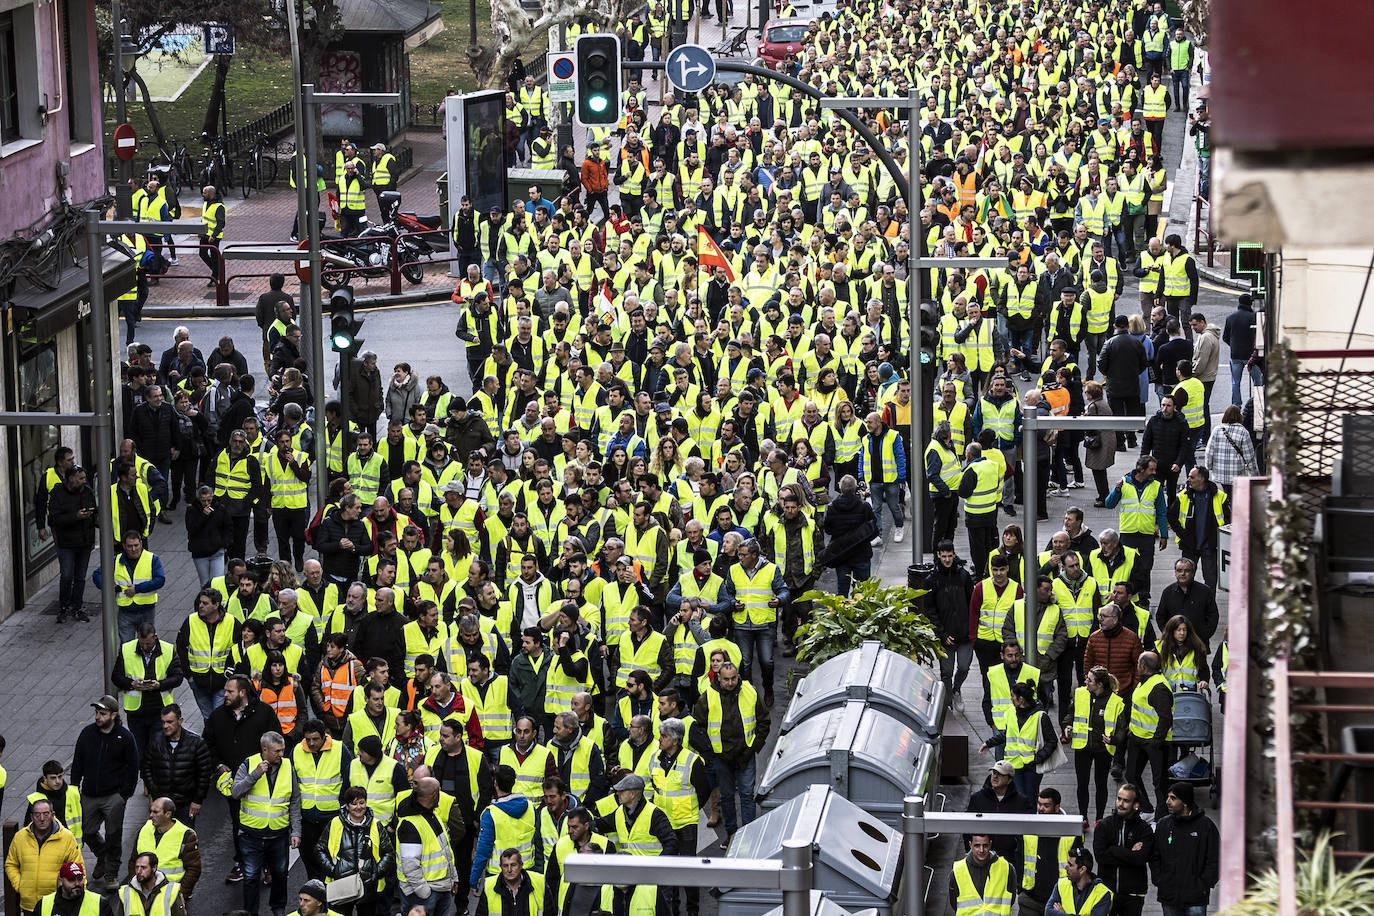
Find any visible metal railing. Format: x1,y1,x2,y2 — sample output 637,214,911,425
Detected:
225,102,295,158
1194,193,1215,268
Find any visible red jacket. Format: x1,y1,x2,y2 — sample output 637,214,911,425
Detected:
1083,624,1143,696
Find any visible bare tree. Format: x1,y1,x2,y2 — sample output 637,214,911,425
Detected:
1179,0,1209,47
468,0,637,89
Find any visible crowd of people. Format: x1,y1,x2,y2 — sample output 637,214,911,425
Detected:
8,0,1256,912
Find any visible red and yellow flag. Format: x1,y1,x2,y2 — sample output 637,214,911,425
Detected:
696,226,737,283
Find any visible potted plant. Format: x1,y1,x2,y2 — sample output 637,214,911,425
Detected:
792,577,943,670
1216,833,1374,916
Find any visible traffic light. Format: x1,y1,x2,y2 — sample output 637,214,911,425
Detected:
919,299,941,369
329,286,363,354
575,34,621,126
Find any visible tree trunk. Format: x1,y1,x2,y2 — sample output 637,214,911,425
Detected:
201,54,232,139
471,0,617,89
129,65,170,150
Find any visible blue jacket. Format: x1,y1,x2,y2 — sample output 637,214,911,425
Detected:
858,428,907,484
469,793,532,887
92,552,166,592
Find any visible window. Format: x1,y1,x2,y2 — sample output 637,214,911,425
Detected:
63,0,93,144
16,341,59,562
0,11,18,144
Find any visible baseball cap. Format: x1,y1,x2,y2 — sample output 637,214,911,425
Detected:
92,694,118,712
989,760,1015,776
371,142,385,151
59,862,85,880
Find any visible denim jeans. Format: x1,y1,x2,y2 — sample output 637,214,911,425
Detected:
1171,70,1191,108
402,890,453,916
1010,327,1036,373
735,623,776,691
1012,765,1042,800
869,481,904,534
190,682,224,723
834,562,871,597
56,546,92,613
711,756,757,833
1162,905,1207,916
1230,358,1261,406
1197,155,1212,201
117,605,156,644
240,828,290,916
194,551,226,588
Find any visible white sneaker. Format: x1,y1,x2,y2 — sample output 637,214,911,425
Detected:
1068,481,1086,489
167,257,179,265
870,536,884,548
894,527,905,543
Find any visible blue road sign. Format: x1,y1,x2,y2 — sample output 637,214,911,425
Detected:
203,23,234,55
666,44,716,94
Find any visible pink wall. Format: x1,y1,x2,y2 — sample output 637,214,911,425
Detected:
0,0,105,239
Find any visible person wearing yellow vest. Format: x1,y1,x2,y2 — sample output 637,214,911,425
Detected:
947,833,1018,916
338,161,370,238
925,421,964,548
129,798,200,898
1003,576,1068,692
979,679,1058,799
478,848,543,916
972,551,1025,699
549,712,608,803
26,762,85,847
368,141,397,206
349,736,407,827
469,765,536,891
592,772,678,916
1170,360,1207,470
1061,667,1125,825
1018,788,1081,912
1122,651,1173,815
859,410,908,546
1043,847,1113,916
266,429,312,572
649,717,710,916
722,539,787,707
293,724,350,883
1168,467,1230,591
1141,73,1170,149
1104,456,1167,603
117,851,188,916
92,528,166,644
397,776,460,913
228,732,299,916
198,185,225,288
1162,234,1198,332
542,807,614,915
690,661,769,836
111,622,184,759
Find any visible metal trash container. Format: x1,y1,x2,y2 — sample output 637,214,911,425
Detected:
507,167,565,205
759,701,938,827
759,890,871,916
435,171,448,228
720,785,902,916
783,640,947,741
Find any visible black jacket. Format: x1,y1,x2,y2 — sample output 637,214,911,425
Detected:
185,498,233,558
1141,410,1192,468
1092,811,1154,896
1153,337,1192,389
202,696,283,771
130,401,183,467
47,482,98,549
1155,580,1220,646
218,391,258,449
1097,331,1148,400
1167,481,1231,556
965,781,1033,862
1149,808,1220,905
141,727,215,807
70,721,140,798
351,609,408,680
820,492,877,568
315,505,374,581
924,558,975,643
446,414,496,460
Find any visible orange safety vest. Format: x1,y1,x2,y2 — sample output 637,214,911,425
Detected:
1043,386,1070,416
258,680,300,734
319,661,358,718
954,171,978,209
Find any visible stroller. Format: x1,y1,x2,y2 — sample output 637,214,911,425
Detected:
1167,689,1216,793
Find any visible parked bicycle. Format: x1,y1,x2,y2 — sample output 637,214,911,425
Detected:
146,136,195,194
241,133,279,198
200,133,234,194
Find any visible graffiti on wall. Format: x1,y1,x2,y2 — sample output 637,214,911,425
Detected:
319,49,362,135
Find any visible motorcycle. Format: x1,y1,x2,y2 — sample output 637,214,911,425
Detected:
320,218,427,285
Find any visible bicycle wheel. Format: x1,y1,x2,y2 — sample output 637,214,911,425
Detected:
241,157,254,198
201,161,216,192
262,149,278,187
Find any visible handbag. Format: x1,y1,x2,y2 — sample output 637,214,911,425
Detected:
326,874,365,905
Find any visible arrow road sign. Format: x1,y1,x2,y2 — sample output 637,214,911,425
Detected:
666,44,715,94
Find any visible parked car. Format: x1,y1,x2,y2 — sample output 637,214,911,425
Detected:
758,18,812,68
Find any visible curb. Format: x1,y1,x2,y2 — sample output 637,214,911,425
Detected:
142,287,452,320
1198,263,1248,292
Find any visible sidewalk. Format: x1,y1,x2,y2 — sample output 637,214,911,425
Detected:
142,130,455,317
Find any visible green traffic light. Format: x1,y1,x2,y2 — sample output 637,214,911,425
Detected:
333,332,352,350
588,96,609,113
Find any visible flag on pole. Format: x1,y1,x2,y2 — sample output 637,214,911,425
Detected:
696,226,737,283
595,279,617,326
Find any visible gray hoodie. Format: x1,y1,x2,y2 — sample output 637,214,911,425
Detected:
1191,323,1222,382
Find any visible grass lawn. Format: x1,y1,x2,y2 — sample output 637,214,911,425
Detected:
408,0,549,110
105,44,295,163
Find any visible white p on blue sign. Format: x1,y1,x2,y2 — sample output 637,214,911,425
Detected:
666,44,716,94
204,23,234,56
